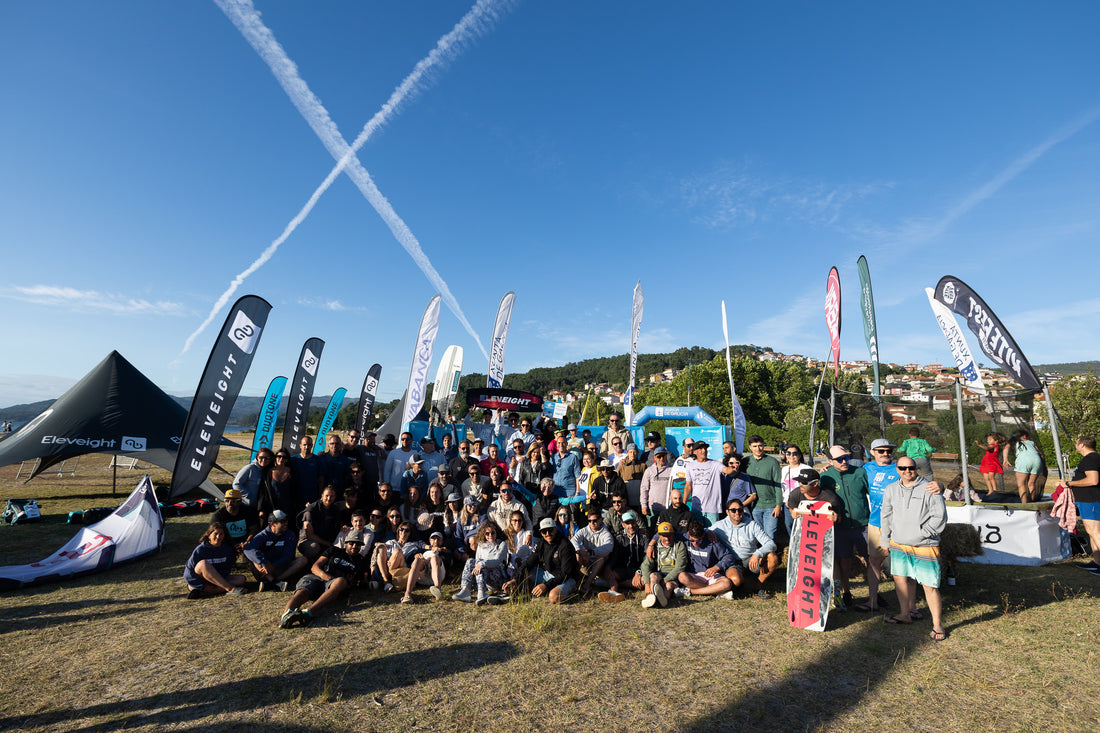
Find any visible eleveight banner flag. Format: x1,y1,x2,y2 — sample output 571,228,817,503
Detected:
171,294,271,499
623,281,643,425
281,337,325,453
313,387,347,454
250,375,287,461
933,276,1042,393
721,301,747,452
487,291,515,389
403,294,442,425
925,288,987,396
356,363,382,435
825,267,842,381
856,256,881,402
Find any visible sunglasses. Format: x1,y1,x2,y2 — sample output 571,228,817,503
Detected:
785,451,800,455
728,508,744,513
875,449,893,454
834,456,850,462
898,466,918,472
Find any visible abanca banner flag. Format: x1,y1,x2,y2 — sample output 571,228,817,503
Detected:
281,337,325,453
487,291,515,389
403,294,442,425
624,281,643,425
251,375,286,461
356,363,382,435
933,276,1041,393
171,294,271,498
856,256,881,402
825,267,842,381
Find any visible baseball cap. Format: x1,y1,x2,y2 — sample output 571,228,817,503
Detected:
224,488,242,501
870,438,895,450
795,468,821,484
268,509,288,523
828,445,851,459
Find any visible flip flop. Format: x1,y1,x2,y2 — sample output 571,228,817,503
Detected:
929,629,948,641
909,609,925,621
884,615,913,625
853,602,881,612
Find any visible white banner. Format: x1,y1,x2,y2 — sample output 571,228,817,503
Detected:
487,291,515,389
403,294,442,425
721,301,747,452
623,281,643,424
947,504,1070,566
925,287,987,395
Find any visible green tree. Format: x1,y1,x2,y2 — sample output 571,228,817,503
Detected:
1034,374,1100,467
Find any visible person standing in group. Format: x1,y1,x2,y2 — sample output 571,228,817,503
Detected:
1004,429,1045,503
639,447,672,530
780,444,812,537
857,438,900,612
976,432,1007,498
898,427,935,479
684,441,724,525
1061,436,1100,576
879,458,949,641
820,445,871,611
599,413,634,456
744,435,783,542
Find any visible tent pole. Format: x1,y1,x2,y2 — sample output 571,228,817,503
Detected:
113,453,118,496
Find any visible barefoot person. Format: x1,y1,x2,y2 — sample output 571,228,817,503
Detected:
880,458,949,641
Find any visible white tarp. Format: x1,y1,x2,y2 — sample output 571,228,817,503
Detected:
0,475,164,590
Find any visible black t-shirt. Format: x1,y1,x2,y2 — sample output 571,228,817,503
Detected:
318,546,366,583
212,505,259,543
786,487,845,521
1073,451,1100,503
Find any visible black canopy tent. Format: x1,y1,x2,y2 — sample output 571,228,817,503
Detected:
0,351,239,498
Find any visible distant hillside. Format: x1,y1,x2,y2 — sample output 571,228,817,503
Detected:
1035,361,1100,376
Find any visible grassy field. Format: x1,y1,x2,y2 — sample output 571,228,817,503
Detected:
0,440,1098,732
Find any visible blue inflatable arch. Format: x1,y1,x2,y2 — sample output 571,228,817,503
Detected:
631,405,720,427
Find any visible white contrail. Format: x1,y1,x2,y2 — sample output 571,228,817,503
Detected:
181,0,510,359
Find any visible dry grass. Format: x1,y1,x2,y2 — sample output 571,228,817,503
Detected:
0,441,1098,732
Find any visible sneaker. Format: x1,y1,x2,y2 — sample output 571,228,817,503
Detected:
719,590,735,600
756,589,773,600
451,587,472,603
258,581,271,593
279,609,299,629
275,581,288,592
486,594,508,605
429,585,443,601
641,593,657,609
298,610,313,627
598,590,625,603
1086,566,1100,577
228,586,247,595
383,582,395,593
842,590,853,608
1078,561,1099,571
653,584,669,608
476,593,488,606
673,586,691,600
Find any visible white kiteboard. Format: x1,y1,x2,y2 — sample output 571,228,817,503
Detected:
430,345,463,423
665,454,691,505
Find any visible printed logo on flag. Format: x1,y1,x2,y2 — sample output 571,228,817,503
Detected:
942,281,957,305
302,348,319,376
121,436,147,451
229,310,262,354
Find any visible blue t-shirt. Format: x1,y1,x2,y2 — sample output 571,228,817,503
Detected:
862,462,900,527
183,541,236,587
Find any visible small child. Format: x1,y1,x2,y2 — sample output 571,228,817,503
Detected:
977,433,1007,496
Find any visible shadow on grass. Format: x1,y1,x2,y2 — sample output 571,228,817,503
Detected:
0,641,519,732
0,595,169,630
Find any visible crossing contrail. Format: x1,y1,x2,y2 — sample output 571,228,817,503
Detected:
180,0,511,359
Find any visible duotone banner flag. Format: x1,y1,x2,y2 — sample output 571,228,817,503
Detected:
403,294,442,425
933,276,1041,393
624,281,643,424
487,291,515,389
281,337,325,453
721,300,747,452
171,294,271,498
251,375,287,461
825,267,842,382
356,363,382,435
314,387,347,455
856,255,881,402
925,288,987,396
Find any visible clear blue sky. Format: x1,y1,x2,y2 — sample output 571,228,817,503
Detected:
2,1,1097,408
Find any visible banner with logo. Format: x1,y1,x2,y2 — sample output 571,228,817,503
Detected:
925,287,987,395
825,267,842,382
313,387,347,454
281,337,325,453
933,276,1041,392
403,294,442,425
487,291,515,389
355,363,382,435
171,294,271,498
250,375,286,461
624,281,644,425
466,387,542,412
720,301,747,452
856,256,881,402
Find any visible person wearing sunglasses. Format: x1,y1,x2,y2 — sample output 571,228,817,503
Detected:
880,459,949,641
599,412,634,457
279,528,368,628
502,518,580,604
710,499,778,599
821,445,871,611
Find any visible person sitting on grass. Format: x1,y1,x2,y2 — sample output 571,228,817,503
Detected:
657,488,694,539
375,521,427,602
279,529,367,628
334,510,374,558
212,488,259,552
453,522,512,605
400,530,450,603
244,509,310,592
709,498,778,599
502,517,580,604
505,509,535,569
572,507,616,597
184,521,247,599
298,485,343,562
488,480,531,534
638,521,687,609
605,510,648,602
676,521,735,600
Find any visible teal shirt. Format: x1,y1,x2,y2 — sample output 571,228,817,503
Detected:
745,454,783,509
821,466,870,529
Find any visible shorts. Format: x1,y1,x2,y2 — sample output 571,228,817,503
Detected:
834,526,868,559
866,525,888,559
1077,501,1100,522
888,542,941,588
532,566,578,597
295,574,345,600
685,572,725,587
1013,453,1042,475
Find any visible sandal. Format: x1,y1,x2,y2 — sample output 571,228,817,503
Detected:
909,609,925,621
884,615,913,625
929,629,948,641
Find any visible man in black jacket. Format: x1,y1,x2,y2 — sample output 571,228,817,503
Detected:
503,517,579,603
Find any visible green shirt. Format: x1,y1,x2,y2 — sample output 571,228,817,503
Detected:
745,454,783,509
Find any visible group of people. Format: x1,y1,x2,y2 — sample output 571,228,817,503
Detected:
181,404,1099,637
